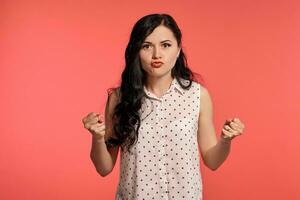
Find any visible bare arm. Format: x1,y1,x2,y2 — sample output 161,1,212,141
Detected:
197,86,244,170
90,137,119,177
89,90,120,177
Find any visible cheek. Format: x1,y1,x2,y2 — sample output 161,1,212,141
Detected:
166,52,179,66
139,53,151,67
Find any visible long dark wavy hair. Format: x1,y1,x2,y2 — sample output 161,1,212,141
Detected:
107,13,204,153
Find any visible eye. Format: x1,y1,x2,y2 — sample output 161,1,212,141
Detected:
162,43,171,48
142,44,151,49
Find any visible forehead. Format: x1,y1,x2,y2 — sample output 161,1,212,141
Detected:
144,25,177,43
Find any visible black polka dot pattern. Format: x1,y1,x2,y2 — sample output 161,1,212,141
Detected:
115,78,203,200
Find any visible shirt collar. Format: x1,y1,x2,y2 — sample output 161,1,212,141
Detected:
143,77,184,100
173,77,184,95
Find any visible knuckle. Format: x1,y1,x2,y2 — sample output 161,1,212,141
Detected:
84,123,89,129
93,115,99,120
89,124,95,130
88,112,96,119
90,128,96,133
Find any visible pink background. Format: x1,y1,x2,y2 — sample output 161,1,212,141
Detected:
1,0,299,199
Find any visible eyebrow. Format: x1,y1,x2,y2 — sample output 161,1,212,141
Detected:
143,40,172,44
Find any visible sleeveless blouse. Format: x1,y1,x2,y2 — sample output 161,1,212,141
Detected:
115,78,202,200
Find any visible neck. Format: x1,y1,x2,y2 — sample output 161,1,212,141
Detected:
145,76,174,98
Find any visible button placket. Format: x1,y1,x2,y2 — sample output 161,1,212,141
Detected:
156,98,169,198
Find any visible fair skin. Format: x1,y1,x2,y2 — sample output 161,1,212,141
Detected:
82,24,245,176
82,91,120,176
139,25,181,97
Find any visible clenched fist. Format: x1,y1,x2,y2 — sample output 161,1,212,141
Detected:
82,112,105,140
221,118,245,142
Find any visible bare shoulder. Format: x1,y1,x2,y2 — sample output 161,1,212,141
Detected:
107,87,120,105
199,85,213,115
104,88,121,163
199,85,210,98
192,81,209,98
104,87,120,140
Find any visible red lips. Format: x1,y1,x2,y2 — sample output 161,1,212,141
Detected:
151,61,164,68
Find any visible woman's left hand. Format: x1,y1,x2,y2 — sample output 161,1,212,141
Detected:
221,118,245,142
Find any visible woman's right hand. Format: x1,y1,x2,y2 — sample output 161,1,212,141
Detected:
82,112,105,140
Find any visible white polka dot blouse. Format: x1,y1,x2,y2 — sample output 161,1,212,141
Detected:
115,77,202,200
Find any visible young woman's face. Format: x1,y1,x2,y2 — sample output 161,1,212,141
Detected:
139,25,181,79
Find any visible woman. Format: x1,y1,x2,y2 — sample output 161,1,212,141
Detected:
82,13,245,200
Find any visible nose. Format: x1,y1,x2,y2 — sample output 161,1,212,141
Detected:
152,46,162,59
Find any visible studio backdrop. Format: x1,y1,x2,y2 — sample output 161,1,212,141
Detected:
1,0,299,199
